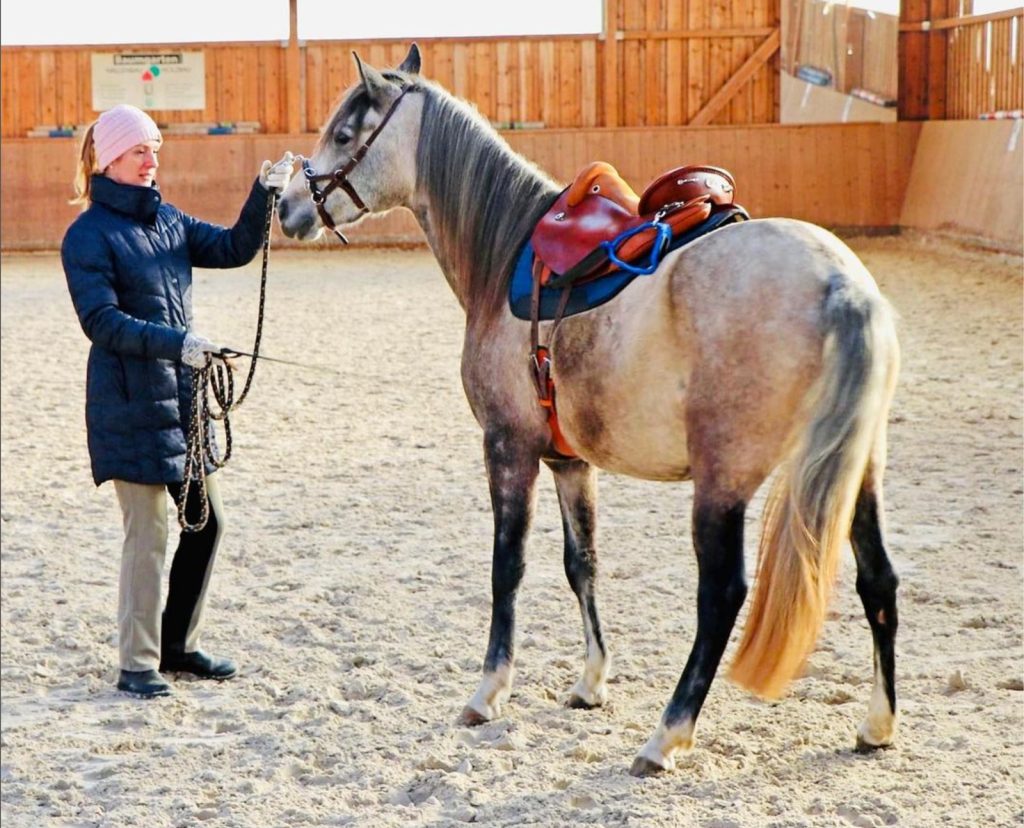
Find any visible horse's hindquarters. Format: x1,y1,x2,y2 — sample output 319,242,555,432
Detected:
550,221,851,491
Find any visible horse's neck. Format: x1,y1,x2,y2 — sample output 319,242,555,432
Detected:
411,92,559,317
411,205,471,308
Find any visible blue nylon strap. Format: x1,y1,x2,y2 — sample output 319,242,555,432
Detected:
600,221,674,276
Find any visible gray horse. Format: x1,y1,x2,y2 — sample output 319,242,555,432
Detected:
277,44,901,776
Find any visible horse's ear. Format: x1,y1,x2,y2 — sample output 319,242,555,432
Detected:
398,43,421,76
353,51,391,104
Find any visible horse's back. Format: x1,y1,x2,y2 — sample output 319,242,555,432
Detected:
673,218,885,368
680,217,880,299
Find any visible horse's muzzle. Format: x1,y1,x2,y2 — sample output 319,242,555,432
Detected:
276,194,318,240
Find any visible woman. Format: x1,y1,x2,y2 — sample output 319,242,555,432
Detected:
62,104,294,699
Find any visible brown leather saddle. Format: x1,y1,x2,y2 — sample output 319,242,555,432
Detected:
531,162,736,287
526,161,739,461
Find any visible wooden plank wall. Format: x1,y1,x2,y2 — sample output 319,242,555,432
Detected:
1,122,920,252
4,5,1019,134
0,44,290,136
901,119,1024,252
1,0,781,138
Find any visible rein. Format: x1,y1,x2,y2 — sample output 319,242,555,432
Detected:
177,188,277,532
301,83,418,243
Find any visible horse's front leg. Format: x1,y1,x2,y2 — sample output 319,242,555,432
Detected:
458,431,540,725
631,497,748,776
546,456,609,709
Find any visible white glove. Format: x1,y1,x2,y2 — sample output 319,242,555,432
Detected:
181,333,220,369
259,151,295,191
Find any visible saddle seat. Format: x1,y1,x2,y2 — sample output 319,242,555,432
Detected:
531,162,736,287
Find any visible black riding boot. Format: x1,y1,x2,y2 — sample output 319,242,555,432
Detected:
159,481,236,680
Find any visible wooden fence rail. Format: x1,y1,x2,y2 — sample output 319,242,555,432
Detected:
945,14,1024,119
900,4,1023,120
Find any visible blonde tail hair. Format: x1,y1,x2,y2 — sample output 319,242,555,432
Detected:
730,276,899,699
70,122,99,209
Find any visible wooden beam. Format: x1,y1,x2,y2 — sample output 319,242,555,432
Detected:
603,0,619,128
899,0,951,120
689,29,780,127
899,8,1024,31
285,0,303,133
619,28,777,40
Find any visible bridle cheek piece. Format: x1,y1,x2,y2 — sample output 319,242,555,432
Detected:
301,83,418,244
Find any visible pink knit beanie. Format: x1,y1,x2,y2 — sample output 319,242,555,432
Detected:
94,104,163,171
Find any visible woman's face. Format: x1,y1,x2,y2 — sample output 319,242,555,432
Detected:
105,140,160,187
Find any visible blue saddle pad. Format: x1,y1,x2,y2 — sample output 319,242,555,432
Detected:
508,206,749,321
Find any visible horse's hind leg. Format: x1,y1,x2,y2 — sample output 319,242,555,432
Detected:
547,457,608,709
631,497,748,776
850,469,899,751
458,432,540,726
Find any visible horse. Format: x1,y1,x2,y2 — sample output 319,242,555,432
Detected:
277,44,902,776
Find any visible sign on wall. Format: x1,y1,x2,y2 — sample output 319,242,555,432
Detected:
91,52,205,112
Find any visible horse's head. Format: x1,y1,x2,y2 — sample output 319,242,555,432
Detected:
277,44,423,241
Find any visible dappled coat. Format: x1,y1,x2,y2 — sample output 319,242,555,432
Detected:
62,174,269,486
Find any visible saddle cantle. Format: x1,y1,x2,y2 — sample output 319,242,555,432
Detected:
530,163,737,287
637,164,735,214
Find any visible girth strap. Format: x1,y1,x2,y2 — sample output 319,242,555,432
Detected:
530,258,576,459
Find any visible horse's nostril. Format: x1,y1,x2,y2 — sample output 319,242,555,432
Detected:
278,199,291,221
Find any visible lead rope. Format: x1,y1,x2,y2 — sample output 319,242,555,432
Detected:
178,189,277,532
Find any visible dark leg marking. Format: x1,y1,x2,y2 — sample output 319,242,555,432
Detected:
850,485,899,751
459,428,540,725
631,500,748,776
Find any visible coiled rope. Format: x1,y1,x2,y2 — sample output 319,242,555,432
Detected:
178,189,277,532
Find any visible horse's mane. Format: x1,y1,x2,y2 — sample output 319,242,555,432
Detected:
415,82,561,314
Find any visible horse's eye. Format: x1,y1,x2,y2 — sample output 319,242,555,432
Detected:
335,130,353,147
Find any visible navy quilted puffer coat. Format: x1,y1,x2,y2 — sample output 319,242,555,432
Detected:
62,174,269,486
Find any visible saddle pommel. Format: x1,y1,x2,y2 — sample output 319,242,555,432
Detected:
567,162,641,214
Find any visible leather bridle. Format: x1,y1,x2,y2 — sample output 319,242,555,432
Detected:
301,83,418,244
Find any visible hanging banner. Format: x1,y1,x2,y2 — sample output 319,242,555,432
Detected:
91,52,206,112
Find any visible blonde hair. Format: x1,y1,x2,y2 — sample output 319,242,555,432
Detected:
70,122,100,209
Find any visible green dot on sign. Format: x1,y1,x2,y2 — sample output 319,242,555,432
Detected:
150,65,161,77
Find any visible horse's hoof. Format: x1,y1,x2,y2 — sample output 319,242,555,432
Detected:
457,706,490,727
854,734,894,754
566,693,601,710
629,756,669,777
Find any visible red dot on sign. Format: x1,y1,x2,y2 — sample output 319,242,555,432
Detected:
141,71,153,81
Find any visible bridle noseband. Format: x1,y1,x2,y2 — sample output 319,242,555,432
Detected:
301,82,418,244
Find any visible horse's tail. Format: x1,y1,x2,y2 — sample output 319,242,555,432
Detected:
729,273,899,699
